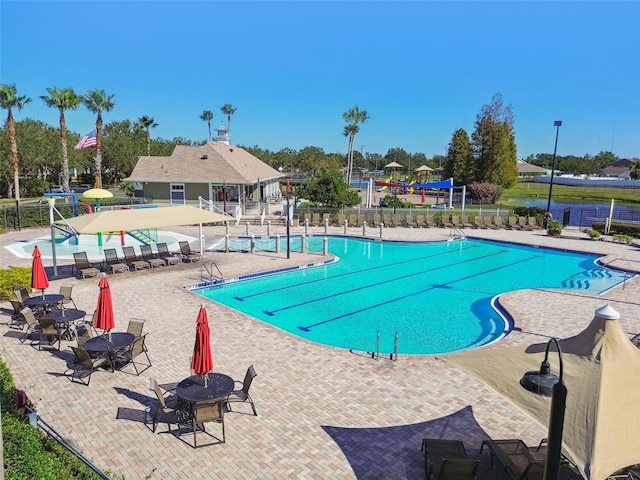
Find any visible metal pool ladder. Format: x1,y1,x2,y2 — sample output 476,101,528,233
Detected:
200,262,223,282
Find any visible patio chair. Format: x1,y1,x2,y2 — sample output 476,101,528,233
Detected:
421,439,479,480
140,245,166,268
122,246,151,270
146,377,186,433
58,284,77,309
68,346,108,386
118,333,152,375
20,307,40,343
179,241,200,263
156,242,181,265
75,324,94,348
103,248,129,274
127,318,146,339
186,400,226,448
14,288,31,304
226,365,258,416
73,252,100,279
37,318,62,351
9,300,25,329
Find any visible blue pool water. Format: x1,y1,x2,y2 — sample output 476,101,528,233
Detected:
195,237,629,354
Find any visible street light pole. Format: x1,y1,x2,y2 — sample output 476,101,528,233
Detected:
545,121,563,225
520,338,567,480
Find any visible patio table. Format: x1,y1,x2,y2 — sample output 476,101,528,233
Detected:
24,294,64,313
84,332,135,372
41,308,86,340
176,373,234,405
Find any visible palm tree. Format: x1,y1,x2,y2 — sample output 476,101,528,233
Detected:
220,104,237,131
342,106,369,185
40,87,82,192
200,110,214,142
83,89,115,189
0,83,31,230
136,115,157,156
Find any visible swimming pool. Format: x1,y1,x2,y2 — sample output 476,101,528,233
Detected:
5,231,196,262
194,237,630,355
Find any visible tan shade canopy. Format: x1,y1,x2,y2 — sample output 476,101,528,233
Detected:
447,305,640,480
57,206,231,234
415,165,434,172
384,161,403,169
81,188,114,199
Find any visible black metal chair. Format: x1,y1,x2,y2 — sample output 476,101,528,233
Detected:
226,365,258,416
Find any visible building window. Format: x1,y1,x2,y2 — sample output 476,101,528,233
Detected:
170,184,185,205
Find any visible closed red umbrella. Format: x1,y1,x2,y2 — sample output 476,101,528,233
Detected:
190,304,213,385
94,273,115,335
31,246,49,298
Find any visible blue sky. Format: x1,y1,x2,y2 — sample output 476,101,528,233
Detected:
1,1,639,159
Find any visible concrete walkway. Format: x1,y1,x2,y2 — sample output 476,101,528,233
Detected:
1,222,639,479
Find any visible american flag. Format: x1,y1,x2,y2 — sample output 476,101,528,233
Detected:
74,130,97,150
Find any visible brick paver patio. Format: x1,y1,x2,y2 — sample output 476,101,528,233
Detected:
2,221,639,479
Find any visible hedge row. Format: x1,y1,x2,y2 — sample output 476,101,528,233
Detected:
591,221,640,237
0,267,32,301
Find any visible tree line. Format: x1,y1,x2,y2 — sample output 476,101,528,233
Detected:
1,84,630,203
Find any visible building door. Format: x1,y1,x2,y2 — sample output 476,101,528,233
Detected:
170,183,185,205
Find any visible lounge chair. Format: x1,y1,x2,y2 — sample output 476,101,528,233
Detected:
507,216,522,230
122,246,151,270
68,346,108,386
226,365,258,416
140,245,166,268
525,217,542,231
156,242,181,265
484,216,499,230
421,439,480,479
103,248,129,274
493,216,506,229
480,439,545,480
179,241,200,262
425,215,437,228
472,216,487,229
73,252,100,279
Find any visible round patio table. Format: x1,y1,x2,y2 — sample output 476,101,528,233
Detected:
176,373,234,404
84,332,135,372
24,294,64,311
40,308,86,340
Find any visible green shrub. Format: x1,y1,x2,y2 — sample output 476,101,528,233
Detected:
513,206,545,217
612,234,633,245
586,229,601,240
0,267,32,301
547,219,563,236
591,221,640,238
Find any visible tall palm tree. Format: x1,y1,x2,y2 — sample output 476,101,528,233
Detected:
83,89,115,189
41,87,82,192
0,83,31,230
220,103,237,131
342,106,369,185
200,110,214,142
136,115,157,156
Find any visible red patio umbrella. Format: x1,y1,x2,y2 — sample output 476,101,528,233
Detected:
94,273,115,336
31,246,49,298
190,304,213,386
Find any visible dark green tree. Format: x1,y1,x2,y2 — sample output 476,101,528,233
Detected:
40,87,82,192
136,115,157,156
200,110,214,142
443,128,474,185
0,84,31,217
296,169,361,208
102,120,141,183
471,93,518,188
297,146,326,174
630,161,640,180
83,89,116,188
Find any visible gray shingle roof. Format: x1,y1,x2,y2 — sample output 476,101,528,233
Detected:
126,143,284,184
